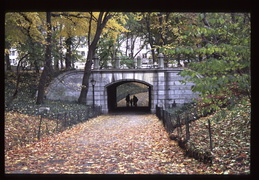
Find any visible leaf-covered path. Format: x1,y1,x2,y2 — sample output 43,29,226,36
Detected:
5,114,209,174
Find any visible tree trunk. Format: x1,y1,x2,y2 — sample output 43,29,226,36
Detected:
5,51,11,71
125,32,129,56
145,13,156,63
78,12,112,104
60,46,64,70
34,60,40,73
54,40,60,71
151,48,156,63
65,37,72,70
130,36,137,59
177,54,181,67
6,54,29,107
158,12,164,46
5,43,11,71
54,56,59,71
77,58,92,104
36,12,52,104
30,43,40,74
59,34,64,70
148,30,156,63
78,41,98,104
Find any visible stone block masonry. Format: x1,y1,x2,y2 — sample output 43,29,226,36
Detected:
46,68,199,114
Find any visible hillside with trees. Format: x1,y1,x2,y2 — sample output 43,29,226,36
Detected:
5,12,251,174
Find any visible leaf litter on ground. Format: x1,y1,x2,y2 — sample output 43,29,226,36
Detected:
171,98,251,174
5,114,217,174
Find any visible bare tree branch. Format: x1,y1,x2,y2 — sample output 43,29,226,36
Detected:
51,12,97,21
6,53,29,107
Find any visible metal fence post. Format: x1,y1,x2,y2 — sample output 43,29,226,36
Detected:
156,105,158,118
159,106,161,120
208,119,213,151
64,112,67,128
178,114,182,135
164,110,167,128
56,113,59,132
77,110,80,122
68,111,70,125
162,110,166,128
38,107,50,140
176,114,180,137
185,113,190,141
86,108,89,120
156,106,159,119
37,115,43,140
169,113,174,133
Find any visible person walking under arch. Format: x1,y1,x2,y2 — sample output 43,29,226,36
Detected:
126,94,130,107
130,98,133,107
133,95,138,107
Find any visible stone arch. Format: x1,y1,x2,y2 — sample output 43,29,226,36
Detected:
46,70,85,102
105,79,153,113
45,69,199,114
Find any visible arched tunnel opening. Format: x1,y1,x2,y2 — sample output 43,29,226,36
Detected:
107,80,152,113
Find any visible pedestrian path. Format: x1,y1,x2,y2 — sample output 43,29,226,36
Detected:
5,114,205,174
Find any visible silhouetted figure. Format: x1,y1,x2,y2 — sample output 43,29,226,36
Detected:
130,98,133,107
126,94,130,107
133,95,138,107
172,100,176,108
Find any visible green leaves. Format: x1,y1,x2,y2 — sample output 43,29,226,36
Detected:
199,13,205,20
179,20,251,110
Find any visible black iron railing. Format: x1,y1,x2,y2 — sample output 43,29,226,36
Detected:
156,104,213,164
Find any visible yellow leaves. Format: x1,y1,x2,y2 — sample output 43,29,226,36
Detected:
4,48,10,54
6,11,127,50
102,14,129,42
176,164,185,167
106,18,128,32
5,111,56,151
21,166,28,170
172,27,180,35
54,12,90,38
5,113,222,174
117,12,129,24
14,159,24,164
5,12,45,45
132,12,143,21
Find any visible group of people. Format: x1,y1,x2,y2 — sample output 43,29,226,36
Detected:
126,94,138,107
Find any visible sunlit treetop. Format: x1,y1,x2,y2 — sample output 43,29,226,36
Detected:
5,12,45,47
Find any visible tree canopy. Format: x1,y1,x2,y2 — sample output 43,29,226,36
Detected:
177,13,250,113
5,12,250,107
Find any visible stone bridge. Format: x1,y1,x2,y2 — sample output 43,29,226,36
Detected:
46,68,198,114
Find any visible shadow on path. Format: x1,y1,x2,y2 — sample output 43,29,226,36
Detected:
109,107,150,115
